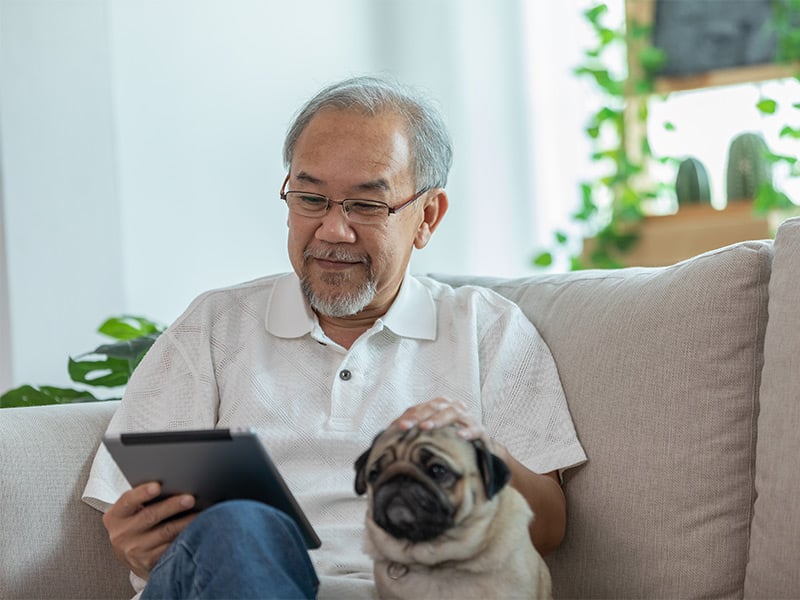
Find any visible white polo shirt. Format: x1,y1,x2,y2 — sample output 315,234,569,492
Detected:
83,272,585,599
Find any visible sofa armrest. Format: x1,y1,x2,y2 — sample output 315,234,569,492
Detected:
0,401,132,599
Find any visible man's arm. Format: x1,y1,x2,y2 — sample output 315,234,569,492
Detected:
493,444,566,556
393,397,567,556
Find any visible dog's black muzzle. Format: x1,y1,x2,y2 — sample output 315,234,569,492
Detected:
372,474,455,542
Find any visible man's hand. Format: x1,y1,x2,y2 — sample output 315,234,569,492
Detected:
392,397,487,443
102,482,197,579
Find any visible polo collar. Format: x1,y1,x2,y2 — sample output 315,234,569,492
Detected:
265,273,436,341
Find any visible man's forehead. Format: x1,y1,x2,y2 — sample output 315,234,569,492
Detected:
290,110,415,193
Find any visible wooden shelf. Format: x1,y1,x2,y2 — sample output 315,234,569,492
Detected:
584,203,770,267
653,63,800,95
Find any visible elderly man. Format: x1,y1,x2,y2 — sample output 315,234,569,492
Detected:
83,76,585,599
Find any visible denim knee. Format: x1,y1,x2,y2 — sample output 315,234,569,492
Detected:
144,500,319,599
195,499,298,538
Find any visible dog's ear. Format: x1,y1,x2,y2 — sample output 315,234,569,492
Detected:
354,430,384,495
472,439,511,499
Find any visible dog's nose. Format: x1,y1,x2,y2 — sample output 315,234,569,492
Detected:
372,475,454,542
385,496,416,529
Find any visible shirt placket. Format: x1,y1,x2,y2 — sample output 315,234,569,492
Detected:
326,323,383,432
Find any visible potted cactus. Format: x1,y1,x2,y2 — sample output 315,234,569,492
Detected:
725,132,773,203
675,157,712,206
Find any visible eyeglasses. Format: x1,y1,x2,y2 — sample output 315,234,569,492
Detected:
280,175,428,226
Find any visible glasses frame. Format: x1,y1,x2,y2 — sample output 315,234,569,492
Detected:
280,175,429,223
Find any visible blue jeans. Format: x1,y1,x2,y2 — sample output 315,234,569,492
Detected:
141,500,319,600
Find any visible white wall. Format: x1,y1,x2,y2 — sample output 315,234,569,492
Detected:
0,0,584,390
0,146,10,392
0,0,124,388
109,0,378,323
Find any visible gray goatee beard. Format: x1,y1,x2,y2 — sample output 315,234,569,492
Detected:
301,248,376,318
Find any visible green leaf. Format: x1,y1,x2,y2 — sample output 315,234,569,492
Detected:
754,183,795,215
569,255,586,271
756,98,778,114
68,356,132,388
764,150,796,165
555,231,569,245
0,385,106,408
532,252,553,268
93,333,160,361
638,46,666,73
583,4,608,26
597,27,618,46
573,185,599,222
98,315,164,340
779,125,800,140
663,121,676,132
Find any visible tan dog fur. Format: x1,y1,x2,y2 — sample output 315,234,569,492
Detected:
354,425,551,600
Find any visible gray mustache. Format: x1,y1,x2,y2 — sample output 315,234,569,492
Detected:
303,247,369,264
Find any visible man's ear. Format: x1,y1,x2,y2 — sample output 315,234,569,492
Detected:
414,189,448,249
472,439,511,500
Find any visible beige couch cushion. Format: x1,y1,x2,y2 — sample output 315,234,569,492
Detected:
0,401,130,600
745,217,800,598
433,238,772,599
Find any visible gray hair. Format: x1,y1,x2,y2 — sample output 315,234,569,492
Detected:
282,75,453,190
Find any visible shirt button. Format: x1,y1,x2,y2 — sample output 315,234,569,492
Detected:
339,369,352,381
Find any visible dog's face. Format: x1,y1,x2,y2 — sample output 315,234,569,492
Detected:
354,425,511,543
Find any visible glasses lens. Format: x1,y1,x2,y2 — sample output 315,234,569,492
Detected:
286,192,328,217
343,200,390,224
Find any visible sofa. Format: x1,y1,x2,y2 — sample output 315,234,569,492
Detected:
2,216,798,600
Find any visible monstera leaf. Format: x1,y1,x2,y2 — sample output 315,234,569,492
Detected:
0,316,164,408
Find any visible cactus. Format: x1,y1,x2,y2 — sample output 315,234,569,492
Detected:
675,157,711,205
725,132,772,202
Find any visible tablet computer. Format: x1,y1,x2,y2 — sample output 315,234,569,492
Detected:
102,428,321,549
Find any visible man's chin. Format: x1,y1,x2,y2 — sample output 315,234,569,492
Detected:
301,275,376,318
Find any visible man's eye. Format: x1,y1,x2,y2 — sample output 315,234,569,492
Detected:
347,201,386,215
298,195,327,208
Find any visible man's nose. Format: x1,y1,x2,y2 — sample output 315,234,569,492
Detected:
315,204,357,243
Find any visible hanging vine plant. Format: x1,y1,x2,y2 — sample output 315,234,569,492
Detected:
753,0,800,216
533,2,668,270
534,1,800,271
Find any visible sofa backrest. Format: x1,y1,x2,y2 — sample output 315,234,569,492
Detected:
744,216,800,597
434,237,774,598
0,401,130,600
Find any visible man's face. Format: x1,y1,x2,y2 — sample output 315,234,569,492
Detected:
286,108,439,319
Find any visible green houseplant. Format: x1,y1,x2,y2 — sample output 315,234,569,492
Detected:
0,315,163,408
533,2,669,270
535,1,800,271
751,1,800,216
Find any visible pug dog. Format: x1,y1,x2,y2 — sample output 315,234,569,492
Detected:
354,424,551,600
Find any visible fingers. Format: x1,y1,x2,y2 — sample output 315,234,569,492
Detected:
394,397,487,441
106,481,162,518
103,482,197,579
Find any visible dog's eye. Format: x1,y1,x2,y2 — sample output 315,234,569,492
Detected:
428,463,455,484
367,467,380,483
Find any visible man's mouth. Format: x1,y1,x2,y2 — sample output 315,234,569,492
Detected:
305,248,369,270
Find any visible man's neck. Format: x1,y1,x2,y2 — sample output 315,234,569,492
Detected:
315,287,401,349
317,313,378,349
